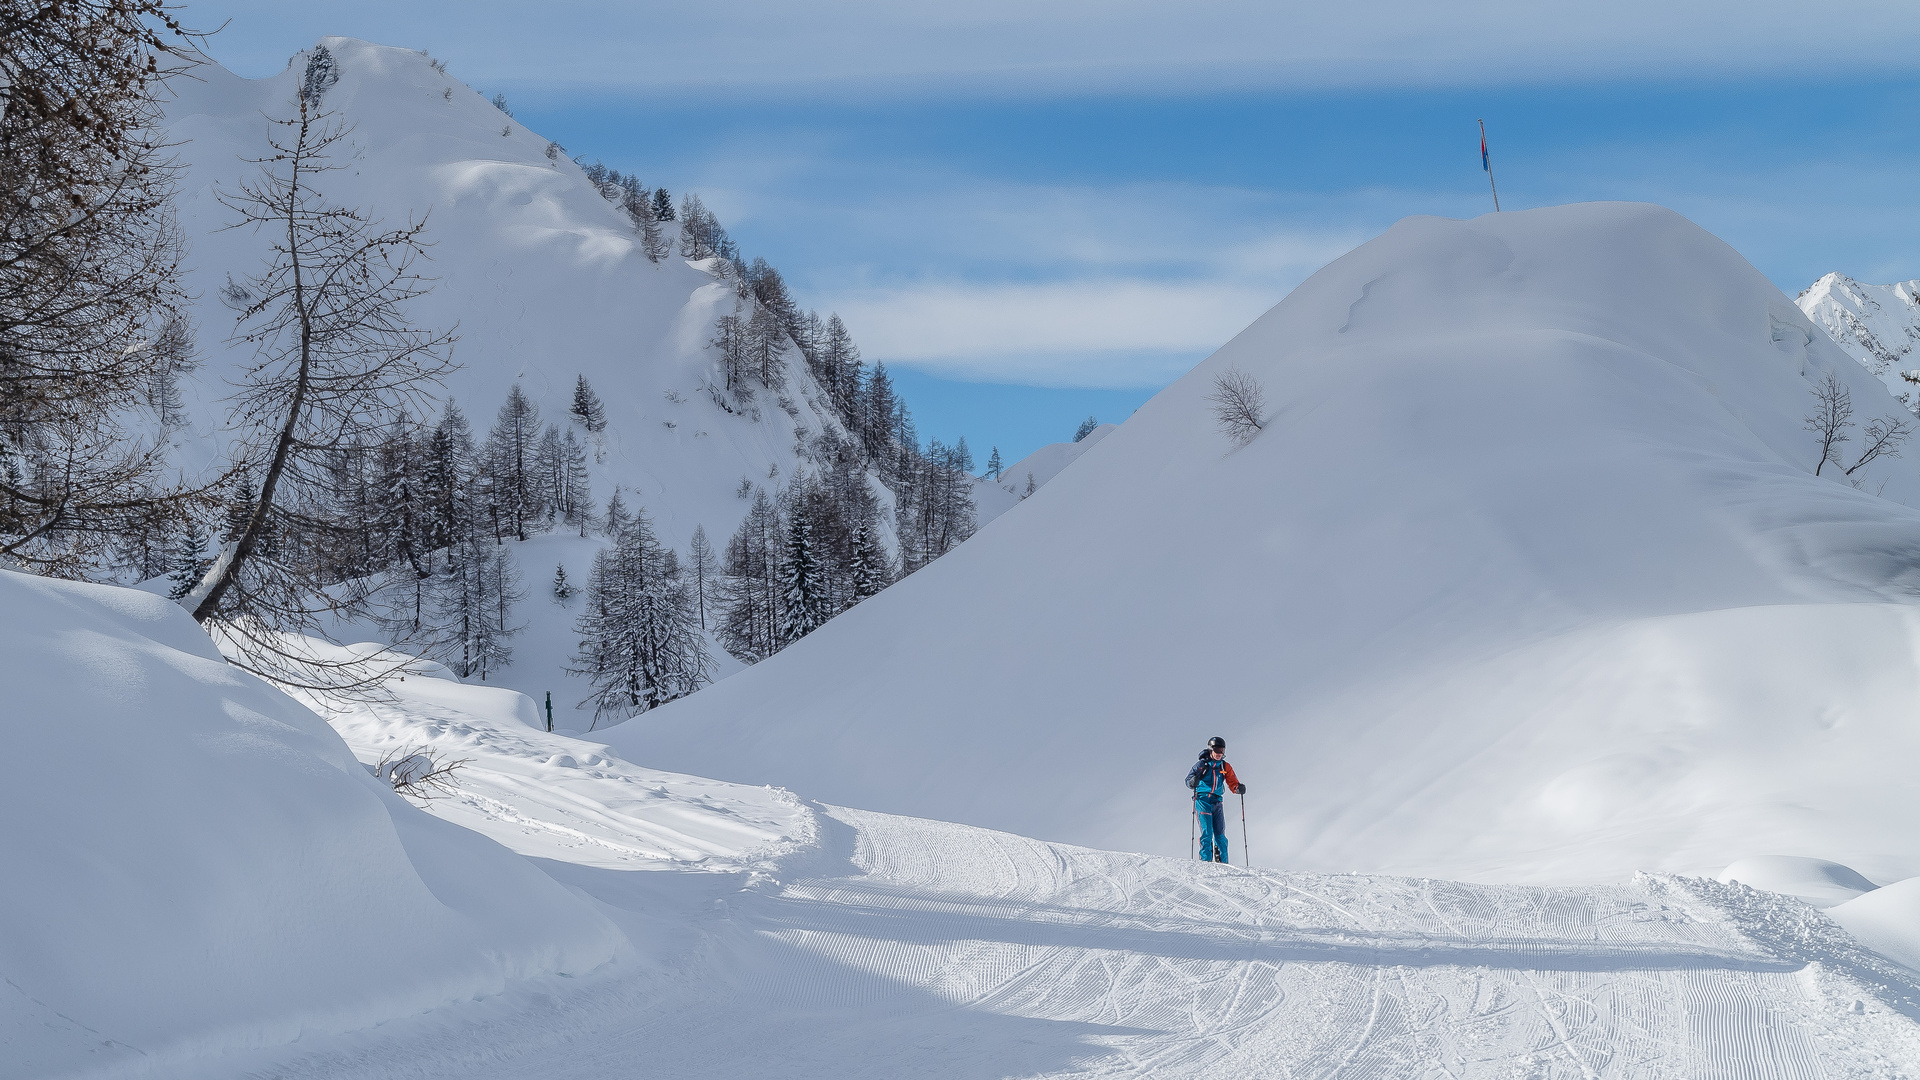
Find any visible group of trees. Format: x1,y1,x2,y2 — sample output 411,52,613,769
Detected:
0,0,201,576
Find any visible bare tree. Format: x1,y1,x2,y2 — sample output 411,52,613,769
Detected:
1804,371,1853,476
186,99,456,692
0,1,210,574
1802,370,1915,481
1207,367,1267,446
1846,414,1915,476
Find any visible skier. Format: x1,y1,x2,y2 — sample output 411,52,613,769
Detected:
1185,736,1245,863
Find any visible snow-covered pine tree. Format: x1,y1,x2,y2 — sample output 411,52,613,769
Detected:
485,383,544,541
570,374,607,434
424,400,475,555
1074,416,1099,442
300,45,338,106
849,520,888,600
552,562,573,604
860,362,896,463
651,188,674,221
778,506,829,644
569,506,710,722
986,446,1003,480
166,515,213,601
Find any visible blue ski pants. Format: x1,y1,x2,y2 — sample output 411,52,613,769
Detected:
1196,795,1228,863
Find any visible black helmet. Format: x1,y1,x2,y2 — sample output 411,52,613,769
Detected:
1208,736,1225,751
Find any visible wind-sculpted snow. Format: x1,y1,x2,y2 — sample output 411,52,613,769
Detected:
176,805,1920,1078
616,202,1920,886
0,570,621,1079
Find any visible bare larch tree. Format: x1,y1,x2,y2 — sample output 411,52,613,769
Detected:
187,99,456,690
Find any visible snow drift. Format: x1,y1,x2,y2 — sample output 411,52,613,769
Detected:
615,202,1920,886
0,570,620,1078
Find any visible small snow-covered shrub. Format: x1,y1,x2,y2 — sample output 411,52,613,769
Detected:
372,745,467,801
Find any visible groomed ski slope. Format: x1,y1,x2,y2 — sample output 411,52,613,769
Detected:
202,802,1920,1079
227,688,1920,1080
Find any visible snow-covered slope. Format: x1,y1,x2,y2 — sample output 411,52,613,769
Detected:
0,569,620,1078
610,202,1920,887
1797,272,1920,410
159,39,864,714
993,422,1116,499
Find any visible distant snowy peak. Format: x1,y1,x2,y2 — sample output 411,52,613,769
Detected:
1798,272,1920,410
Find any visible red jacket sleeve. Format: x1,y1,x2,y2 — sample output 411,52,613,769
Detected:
1223,762,1240,792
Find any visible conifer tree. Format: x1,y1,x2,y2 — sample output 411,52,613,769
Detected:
166,516,213,601
778,508,828,644
486,383,544,541
987,446,1003,480
570,375,607,434
562,428,593,535
570,506,710,721
717,487,782,661
849,521,888,600
552,562,573,604
651,188,674,221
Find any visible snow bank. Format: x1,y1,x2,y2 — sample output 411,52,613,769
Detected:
0,570,621,1078
1719,855,1878,908
614,203,1920,886
1829,878,1920,972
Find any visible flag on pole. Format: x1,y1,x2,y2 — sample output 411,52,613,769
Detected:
1481,131,1490,172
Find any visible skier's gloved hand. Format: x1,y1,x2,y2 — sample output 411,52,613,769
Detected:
1236,784,1247,795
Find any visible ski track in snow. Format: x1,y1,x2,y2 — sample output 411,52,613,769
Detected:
196,796,1920,1079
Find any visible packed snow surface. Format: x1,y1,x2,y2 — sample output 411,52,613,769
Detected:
145,799,1920,1079
616,202,1920,887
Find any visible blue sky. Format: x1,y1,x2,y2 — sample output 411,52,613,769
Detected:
185,1,1920,463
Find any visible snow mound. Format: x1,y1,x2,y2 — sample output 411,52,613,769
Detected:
1830,878,1920,973
613,202,1920,886
1798,272,1920,410
0,570,620,1078
1719,855,1878,908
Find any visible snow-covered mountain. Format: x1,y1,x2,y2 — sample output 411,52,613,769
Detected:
612,202,1920,887
1797,272,1920,410
156,39,898,715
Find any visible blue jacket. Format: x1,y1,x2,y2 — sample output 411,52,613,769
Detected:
1185,752,1238,798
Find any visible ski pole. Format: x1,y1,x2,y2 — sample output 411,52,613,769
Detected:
1240,791,1249,868
1191,801,1197,860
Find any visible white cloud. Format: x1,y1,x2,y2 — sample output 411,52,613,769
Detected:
197,1,1920,94
831,279,1282,386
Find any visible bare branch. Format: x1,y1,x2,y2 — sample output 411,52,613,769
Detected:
1207,367,1268,447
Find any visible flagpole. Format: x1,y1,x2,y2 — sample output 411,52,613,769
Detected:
1479,118,1501,213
